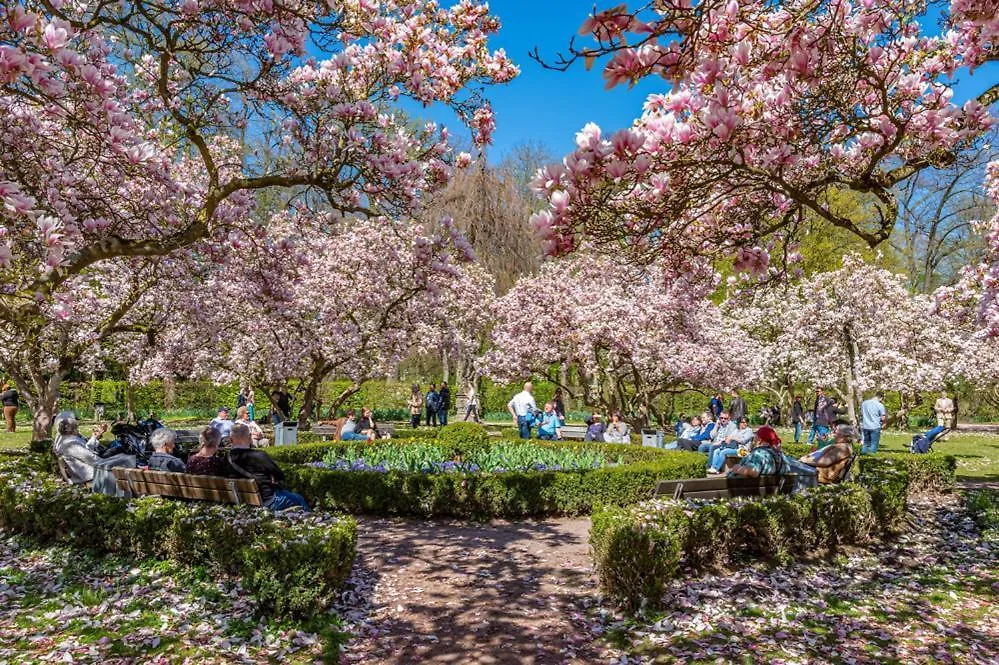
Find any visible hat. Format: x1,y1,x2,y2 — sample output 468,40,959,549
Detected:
755,426,781,447
218,406,230,413
836,424,858,440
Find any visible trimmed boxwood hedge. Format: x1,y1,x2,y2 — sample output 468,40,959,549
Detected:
0,455,357,620
269,440,706,518
591,484,880,611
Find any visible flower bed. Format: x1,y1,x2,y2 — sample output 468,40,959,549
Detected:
269,440,707,518
0,455,357,620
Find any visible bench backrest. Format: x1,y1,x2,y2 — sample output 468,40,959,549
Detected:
112,467,263,505
560,424,588,440
654,475,792,500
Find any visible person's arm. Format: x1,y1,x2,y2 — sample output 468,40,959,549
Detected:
507,398,518,424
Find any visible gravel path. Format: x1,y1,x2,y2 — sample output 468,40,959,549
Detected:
334,517,616,664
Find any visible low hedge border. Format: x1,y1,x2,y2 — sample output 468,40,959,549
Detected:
0,456,357,620
591,483,881,611
268,440,707,518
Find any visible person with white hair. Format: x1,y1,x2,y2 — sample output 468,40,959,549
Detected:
146,428,186,473
51,412,110,484
507,381,538,440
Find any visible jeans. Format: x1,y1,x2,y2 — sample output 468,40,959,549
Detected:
438,408,448,426
710,447,739,471
861,428,881,454
697,441,713,454
340,431,369,441
537,429,557,440
793,421,802,443
426,407,437,427
808,424,830,445
464,405,479,422
517,416,532,439
265,489,309,512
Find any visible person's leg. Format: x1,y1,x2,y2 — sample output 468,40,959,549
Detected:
518,416,531,440
807,425,816,445
696,441,712,454
537,430,554,441
266,489,310,512
870,428,881,454
794,421,801,443
3,406,14,433
439,409,448,426
860,429,870,454
341,432,369,441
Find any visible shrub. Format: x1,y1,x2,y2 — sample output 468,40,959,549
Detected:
965,490,999,541
0,456,356,620
268,440,707,518
437,422,491,457
591,484,882,611
867,453,956,494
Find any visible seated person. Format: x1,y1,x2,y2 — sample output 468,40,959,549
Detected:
51,412,109,484
800,425,855,483
603,412,631,443
225,423,309,511
537,402,563,440
728,426,786,478
696,411,736,454
210,407,235,439
674,413,716,451
584,412,605,442
186,426,224,476
356,407,380,439
339,409,372,441
235,406,268,447
673,413,687,438
707,417,755,473
666,415,701,449
146,428,187,473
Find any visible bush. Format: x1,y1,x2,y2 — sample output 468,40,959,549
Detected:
591,484,880,611
268,440,707,518
436,422,491,457
865,453,956,494
0,456,356,620
965,490,999,541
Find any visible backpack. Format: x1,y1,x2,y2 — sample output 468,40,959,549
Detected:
911,434,932,454
426,391,440,411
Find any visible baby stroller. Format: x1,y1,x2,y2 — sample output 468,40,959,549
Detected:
910,425,949,454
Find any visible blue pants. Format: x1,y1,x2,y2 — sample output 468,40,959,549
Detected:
793,421,802,443
808,424,829,445
697,441,713,454
266,489,309,512
438,408,448,426
426,407,437,427
861,428,881,454
340,431,369,441
710,447,739,471
517,416,532,439
537,429,557,440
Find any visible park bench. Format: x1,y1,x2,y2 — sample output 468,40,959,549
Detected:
654,475,794,500
311,421,396,441
560,424,587,440
173,429,201,445
112,467,263,505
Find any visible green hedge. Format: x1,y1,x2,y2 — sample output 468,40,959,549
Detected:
0,456,357,620
591,484,879,611
268,440,706,518
859,453,956,494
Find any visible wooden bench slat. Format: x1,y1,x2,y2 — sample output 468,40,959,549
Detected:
112,467,262,505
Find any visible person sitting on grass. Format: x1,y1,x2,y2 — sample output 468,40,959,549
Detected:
799,424,856,484
728,426,786,478
146,428,187,473
186,426,224,476
225,423,309,511
338,409,371,441
707,417,755,474
51,412,110,484
537,402,563,440
584,412,605,442
603,412,630,443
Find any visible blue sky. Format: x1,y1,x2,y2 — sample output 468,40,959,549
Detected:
404,0,999,163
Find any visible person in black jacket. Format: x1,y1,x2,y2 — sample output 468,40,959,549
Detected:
438,382,451,426
226,423,308,511
1,383,18,433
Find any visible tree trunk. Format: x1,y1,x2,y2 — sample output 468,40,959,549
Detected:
842,325,861,427
164,376,176,410
27,373,62,442
125,381,136,421
297,367,328,430
327,382,362,419
442,348,450,383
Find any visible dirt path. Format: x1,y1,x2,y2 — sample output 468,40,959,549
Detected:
334,517,616,664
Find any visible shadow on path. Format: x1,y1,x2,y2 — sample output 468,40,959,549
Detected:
335,517,607,664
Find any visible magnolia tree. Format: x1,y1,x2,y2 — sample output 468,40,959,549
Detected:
0,1,517,437
129,213,494,426
738,254,968,425
481,253,756,426
529,0,996,278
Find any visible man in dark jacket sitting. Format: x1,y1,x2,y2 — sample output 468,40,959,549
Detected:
226,423,308,511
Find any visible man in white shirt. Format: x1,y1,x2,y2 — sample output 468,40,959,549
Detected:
210,407,235,439
860,392,887,454
507,382,538,440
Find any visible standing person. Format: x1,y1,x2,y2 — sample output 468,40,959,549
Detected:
808,387,834,447
553,388,566,425
238,387,255,422
790,395,805,443
425,383,440,427
463,382,480,423
438,382,451,426
408,384,423,428
934,392,955,436
0,383,18,433
507,382,538,440
270,389,291,425
728,390,747,424
709,393,724,420
860,392,886,455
